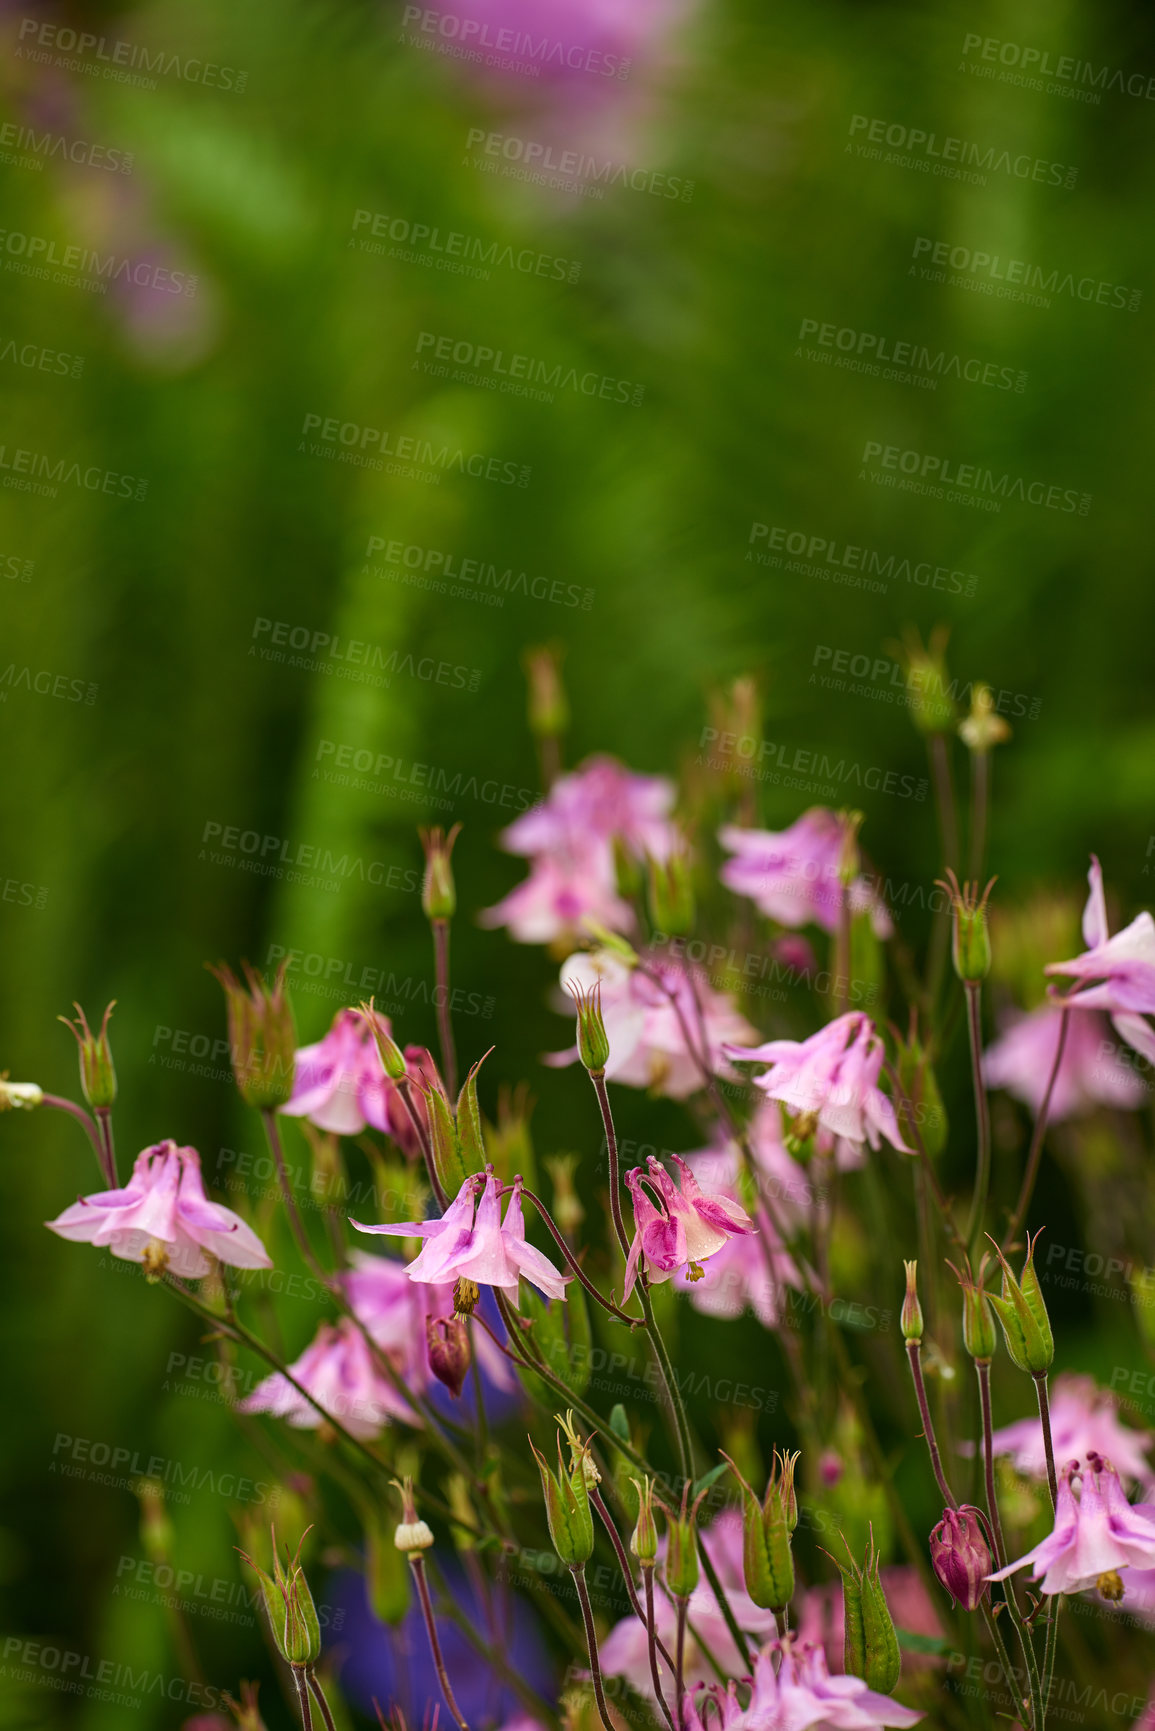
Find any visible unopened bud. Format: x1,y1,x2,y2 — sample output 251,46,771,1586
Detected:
958,684,1012,755
938,870,995,984
238,1526,321,1668
647,849,695,937
665,1500,700,1601
0,1077,42,1111
392,1477,435,1555
59,1001,117,1109
358,1000,409,1080
568,981,610,1075
208,961,295,1110
629,1477,658,1566
724,1450,796,1613
901,1261,923,1344
948,1257,997,1363
419,824,461,922
523,643,568,740
930,1506,991,1611
529,1431,595,1568
426,1315,470,1399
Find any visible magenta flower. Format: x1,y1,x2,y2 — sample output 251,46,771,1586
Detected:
280,1008,435,1148
551,949,757,1098
240,1317,412,1439
724,1012,911,1154
930,1508,991,1611
989,1455,1155,1596
622,1153,753,1300
986,1373,1152,1488
984,1003,1147,1120
45,1141,270,1278
720,810,892,937
1046,856,1155,1065
351,1168,569,1302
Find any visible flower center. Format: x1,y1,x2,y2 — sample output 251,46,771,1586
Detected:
453,1276,481,1317
685,1261,705,1283
1097,1570,1125,1602
141,1238,169,1282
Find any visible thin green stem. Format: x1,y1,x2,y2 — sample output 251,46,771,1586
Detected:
519,1185,641,1323
261,1110,330,1285
697,1535,752,1671
643,1567,675,1729
572,1566,614,1731
94,1106,118,1187
306,1671,338,1731
905,1340,957,1509
433,919,458,1098
590,1070,631,1262
1002,1011,1070,1254
964,982,992,1257
398,1074,448,1210
674,1596,688,1727
40,1092,109,1181
969,749,990,885
637,1281,692,1479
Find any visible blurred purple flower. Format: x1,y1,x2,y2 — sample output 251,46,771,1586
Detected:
1046,856,1155,1065
984,1002,1147,1119
720,810,892,937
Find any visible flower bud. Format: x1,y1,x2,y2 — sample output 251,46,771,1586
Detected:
59,1001,117,1109
665,1498,700,1601
238,1527,322,1669
358,1000,409,1080
568,981,610,1075
901,1261,923,1344
629,1477,658,1566
958,684,1012,755
419,824,461,922
894,1022,948,1160
948,1257,997,1363
723,1450,796,1612
426,1315,470,1399
930,1506,991,1611
391,1477,434,1556
523,643,568,741
891,625,954,734
222,1680,268,1730
836,1531,901,1693
0,1077,42,1111
208,961,295,1111
544,1154,584,1237
647,849,695,938
529,1430,595,1568
837,811,864,888
986,1231,1053,1375
938,871,995,984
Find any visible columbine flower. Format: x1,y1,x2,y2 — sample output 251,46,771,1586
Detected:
280,1007,433,1145
623,1154,753,1300
240,1318,412,1439
550,949,757,1098
986,1373,1152,1488
719,809,892,937
1046,856,1155,1064
479,851,633,948
45,1141,270,1278
682,1641,921,1731
988,1455,1155,1597
351,1168,569,1303
669,1146,800,1326
984,1003,1147,1119
930,1508,991,1611
724,1012,911,1154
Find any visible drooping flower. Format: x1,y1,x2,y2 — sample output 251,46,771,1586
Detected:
988,1455,1155,1597
279,1007,435,1149
1046,856,1155,1065
720,810,892,937
681,1640,922,1731
984,1003,1148,1119
45,1141,270,1278
724,1012,910,1154
351,1167,569,1302
239,1317,414,1439
622,1153,753,1300
550,948,757,1098
985,1374,1152,1488
930,1508,991,1611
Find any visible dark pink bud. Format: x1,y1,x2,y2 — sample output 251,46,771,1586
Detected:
426,1315,471,1399
930,1507,991,1611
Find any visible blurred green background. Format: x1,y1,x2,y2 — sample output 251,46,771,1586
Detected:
3,0,1155,1722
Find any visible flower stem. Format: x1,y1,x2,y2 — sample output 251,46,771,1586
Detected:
398,1075,447,1210
518,1185,640,1323
696,1533,752,1672
94,1106,118,1187
963,981,993,1257
572,1566,614,1731
589,1490,674,1726
643,1567,675,1730
306,1671,338,1731
905,1340,957,1509
1034,1374,1058,1511
674,1595,688,1727
969,748,990,884
261,1109,330,1285
976,1360,1008,1568
40,1092,110,1182
590,1070,631,1262
293,1668,314,1731
637,1280,693,1480
412,1554,470,1731
1002,1010,1070,1253
433,918,458,1098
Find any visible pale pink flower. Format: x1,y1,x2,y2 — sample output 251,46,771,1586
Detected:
552,949,757,1098
623,1154,753,1300
351,1168,569,1301
986,1374,1152,1488
724,1012,910,1153
240,1317,411,1439
989,1455,1155,1596
720,810,892,937
479,850,632,947
1046,856,1155,1065
683,1641,921,1731
669,1144,800,1326
46,1141,270,1278
984,1003,1147,1119
280,1007,434,1144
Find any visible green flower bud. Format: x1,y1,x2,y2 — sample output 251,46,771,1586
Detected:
665,1500,700,1601
938,871,995,984
629,1477,658,1566
529,1429,595,1568
358,1000,409,1080
59,1001,117,1109
568,980,611,1074
835,1531,901,1694
208,961,296,1111
419,824,461,922
238,1527,321,1669
986,1232,1053,1375
893,1023,948,1159
723,1450,797,1613
901,1261,923,1344
948,1256,997,1363
647,849,695,938
523,643,568,740
958,684,1012,756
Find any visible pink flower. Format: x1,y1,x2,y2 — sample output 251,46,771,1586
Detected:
45,1141,270,1278
720,810,892,937
724,1012,910,1154
479,850,633,948
622,1153,753,1300
351,1168,569,1301
1046,856,1155,1065
984,1003,1148,1119
240,1317,412,1439
280,1008,433,1145
551,949,757,1097
667,1145,800,1326
684,1642,921,1731
989,1455,1155,1596
343,1249,515,1392
986,1374,1152,1488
